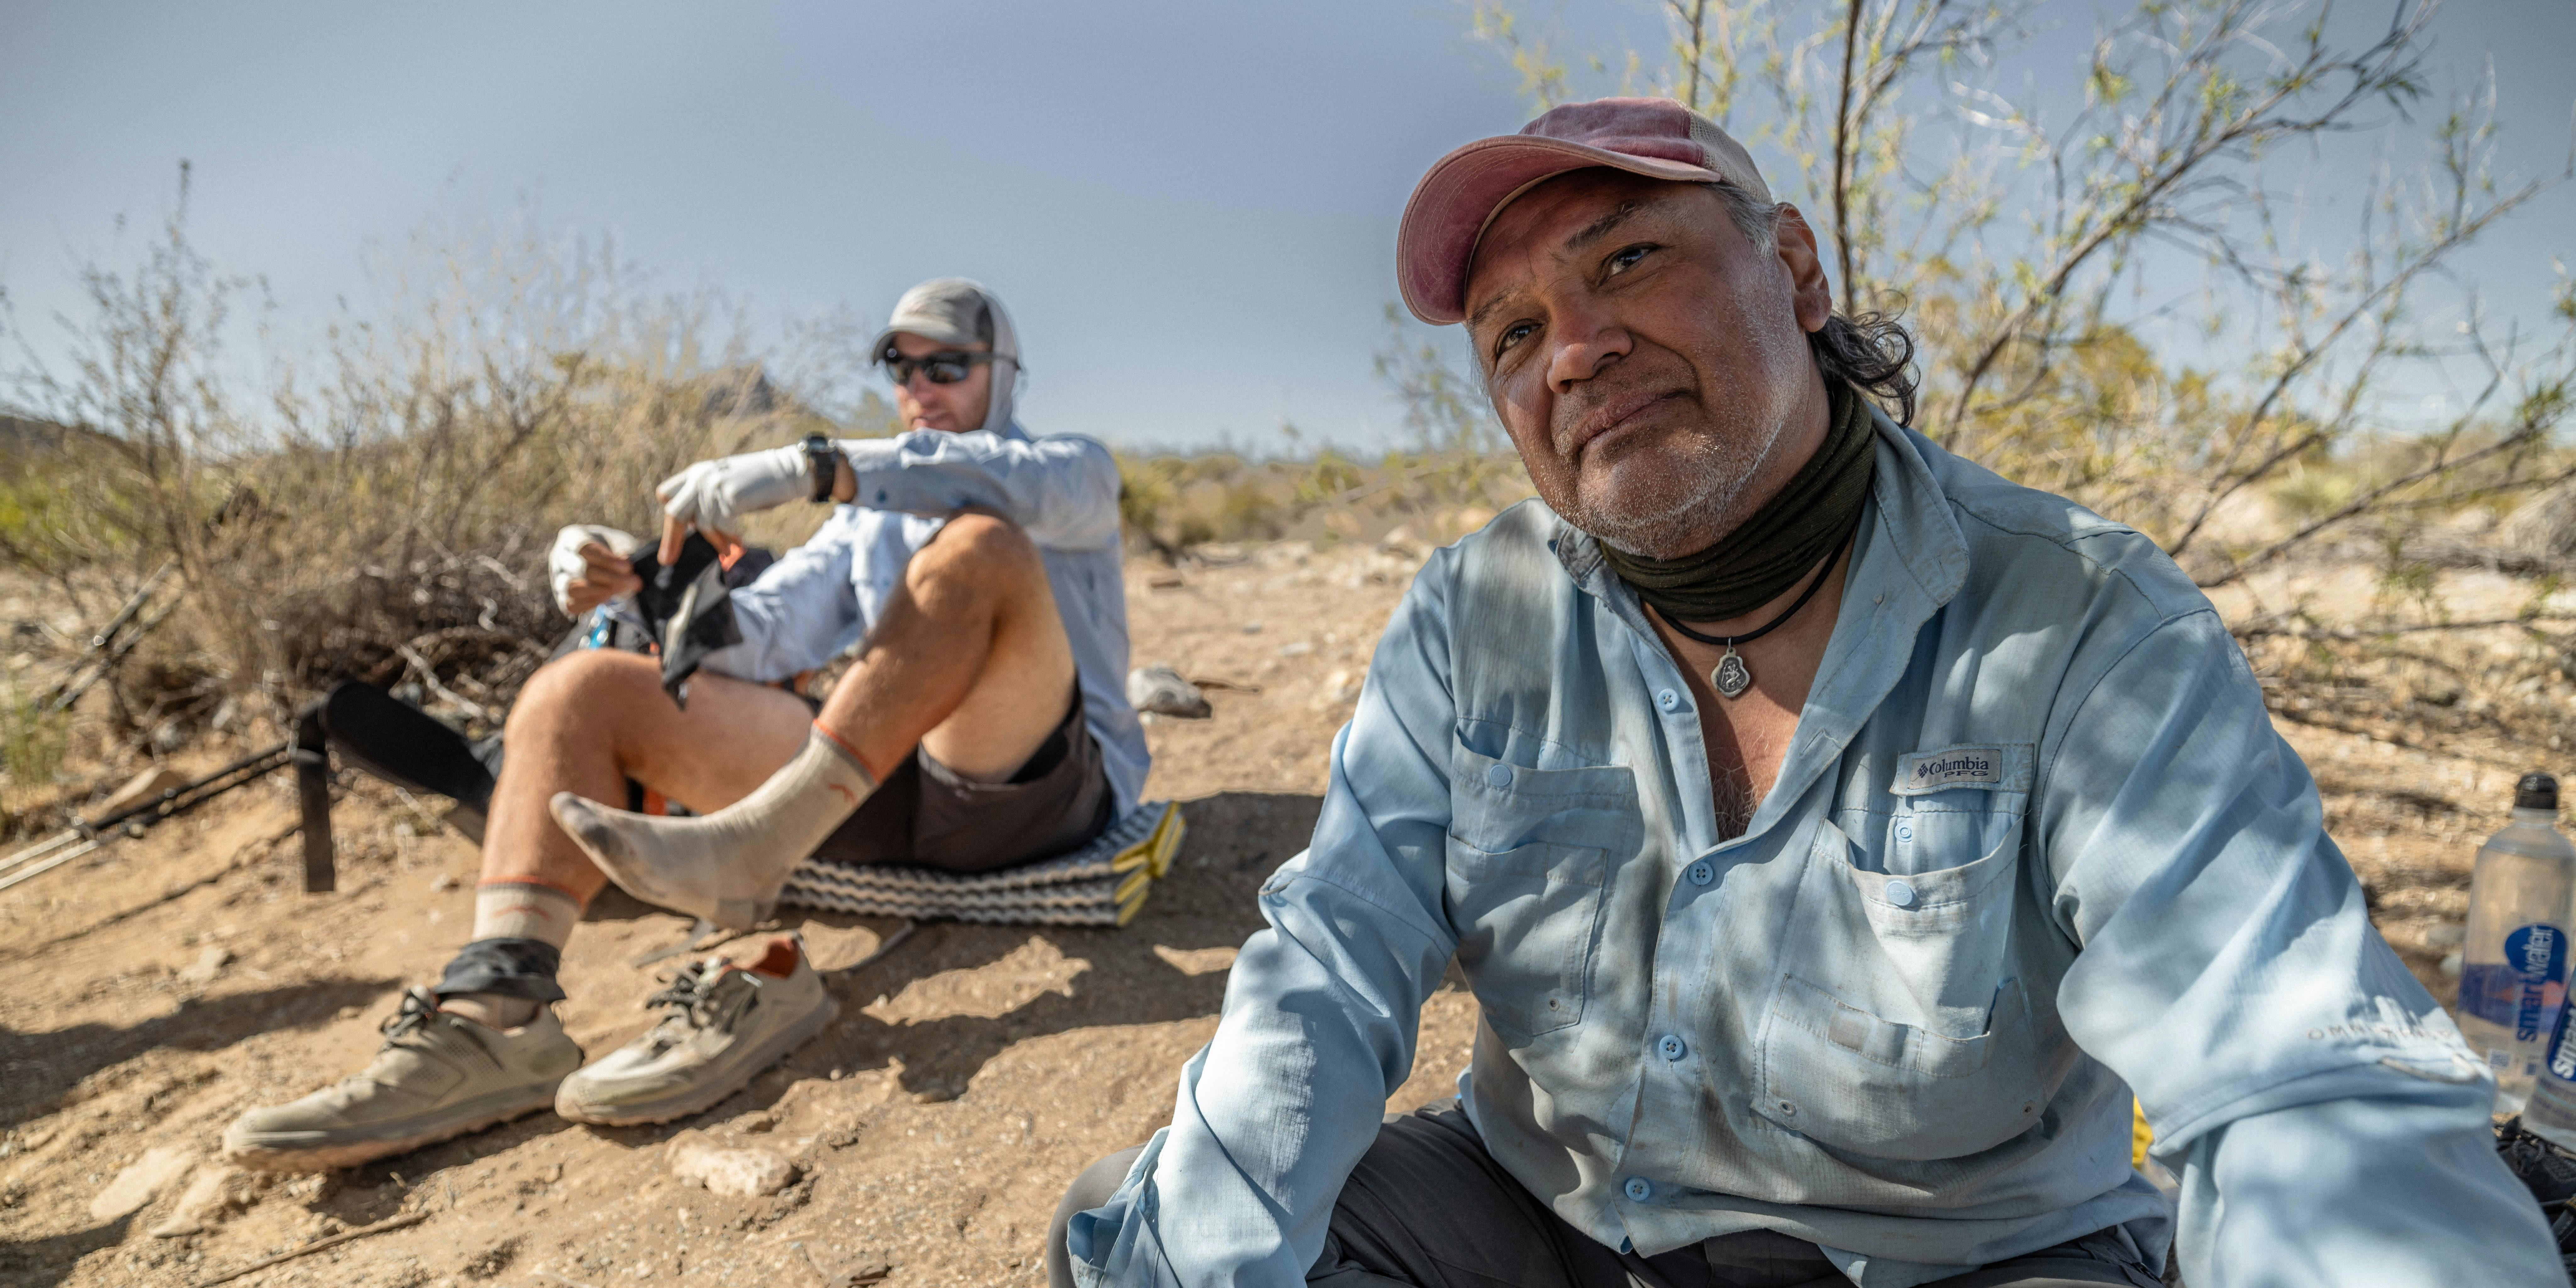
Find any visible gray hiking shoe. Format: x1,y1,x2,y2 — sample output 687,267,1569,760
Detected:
223,987,582,1172
555,935,838,1127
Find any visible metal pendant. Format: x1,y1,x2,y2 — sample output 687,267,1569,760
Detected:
1711,648,1753,699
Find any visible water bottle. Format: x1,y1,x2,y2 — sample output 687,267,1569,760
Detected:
2458,773,2576,1113
2527,992,2576,1149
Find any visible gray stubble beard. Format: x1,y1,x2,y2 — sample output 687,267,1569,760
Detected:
1562,402,1790,559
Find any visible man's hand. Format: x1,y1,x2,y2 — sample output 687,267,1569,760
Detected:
548,524,644,616
655,445,812,565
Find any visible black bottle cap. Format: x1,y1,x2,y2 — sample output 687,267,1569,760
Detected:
2517,773,2559,812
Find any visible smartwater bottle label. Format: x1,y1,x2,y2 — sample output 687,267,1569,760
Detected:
2463,924,2572,1036
2512,925,2568,1041
2546,997,2576,1085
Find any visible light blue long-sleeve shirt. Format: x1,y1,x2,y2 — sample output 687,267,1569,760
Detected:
697,423,1147,818
1068,414,2559,1287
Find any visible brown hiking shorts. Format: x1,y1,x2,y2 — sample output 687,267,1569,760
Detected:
801,683,1113,874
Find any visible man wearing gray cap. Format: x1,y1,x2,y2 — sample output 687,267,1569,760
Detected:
224,278,1144,1170
1048,99,2558,1287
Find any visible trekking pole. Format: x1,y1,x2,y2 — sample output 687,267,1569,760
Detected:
38,561,174,712
47,596,182,716
0,742,292,894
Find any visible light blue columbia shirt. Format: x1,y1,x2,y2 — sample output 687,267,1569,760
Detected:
1069,415,2559,1287
699,424,1147,817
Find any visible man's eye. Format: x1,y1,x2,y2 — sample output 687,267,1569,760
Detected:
1607,243,1657,274
1495,321,1537,356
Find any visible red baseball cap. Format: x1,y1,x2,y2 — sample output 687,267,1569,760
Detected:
1397,97,1772,326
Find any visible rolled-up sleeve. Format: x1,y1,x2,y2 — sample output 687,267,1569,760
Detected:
1069,554,1466,1287
697,508,866,683
837,429,1121,551
2039,608,2557,1288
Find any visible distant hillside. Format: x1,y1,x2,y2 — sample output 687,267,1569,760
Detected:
0,415,110,478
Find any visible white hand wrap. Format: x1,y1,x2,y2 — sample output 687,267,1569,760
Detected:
547,524,641,615
656,445,815,543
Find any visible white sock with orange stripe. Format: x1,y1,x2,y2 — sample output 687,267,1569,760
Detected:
471,881,584,946
547,724,876,930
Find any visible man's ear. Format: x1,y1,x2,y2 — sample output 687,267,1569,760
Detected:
1771,204,1834,335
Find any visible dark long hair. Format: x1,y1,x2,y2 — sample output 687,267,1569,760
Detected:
1811,311,1917,426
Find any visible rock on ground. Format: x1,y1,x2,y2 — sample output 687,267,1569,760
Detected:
86,1146,197,1222
666,1130,797,1196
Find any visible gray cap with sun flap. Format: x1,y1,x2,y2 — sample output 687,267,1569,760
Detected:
870,277,1024,435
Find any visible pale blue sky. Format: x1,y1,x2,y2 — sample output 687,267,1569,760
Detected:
2,1,2568,452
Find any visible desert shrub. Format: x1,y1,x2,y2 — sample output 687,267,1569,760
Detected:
0,189,885,733
1456,0,2576,581
0,686,68,789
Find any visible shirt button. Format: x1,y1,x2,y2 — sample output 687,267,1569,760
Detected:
1687,860,1714,887
1657,688,1680,712
1884,879,1918,909
1657,1034,1687,1061
1894,823,1914,843
1485,763,1513,788
1623,1176,1653,1202
1777,1099,1797,1116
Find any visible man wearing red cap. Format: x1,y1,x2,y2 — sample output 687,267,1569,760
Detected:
1049,100,2557,1287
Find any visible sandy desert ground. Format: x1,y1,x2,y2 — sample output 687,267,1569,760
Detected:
0,536,2529,1287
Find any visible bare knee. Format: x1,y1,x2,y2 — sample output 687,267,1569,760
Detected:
504,649,661,744
906,512,1042,603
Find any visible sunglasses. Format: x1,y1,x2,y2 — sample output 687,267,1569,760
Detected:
880,347,996,386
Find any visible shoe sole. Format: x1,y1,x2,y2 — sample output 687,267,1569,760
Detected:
554,993,840,1127
222,1086,563,1173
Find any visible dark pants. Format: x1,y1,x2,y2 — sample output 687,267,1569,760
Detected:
1046,1103,2164,1288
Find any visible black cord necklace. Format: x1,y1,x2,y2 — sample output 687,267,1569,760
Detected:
1652,533,1849,699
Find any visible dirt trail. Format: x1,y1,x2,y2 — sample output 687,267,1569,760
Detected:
0,541,2513,1287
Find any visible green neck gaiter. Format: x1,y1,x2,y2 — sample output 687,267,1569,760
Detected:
1598,377,1877,623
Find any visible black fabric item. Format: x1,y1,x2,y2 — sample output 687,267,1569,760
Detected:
1597,376,1876,624
317,682,497,812
432,937,566,1003
803,683,1113,873
2498,1119,2576,1209
1046,1101,2164,1288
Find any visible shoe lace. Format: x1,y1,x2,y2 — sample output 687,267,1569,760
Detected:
641,958,750,1046
378,986,442,1045
344,987,476,1085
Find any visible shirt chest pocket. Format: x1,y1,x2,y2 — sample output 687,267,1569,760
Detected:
1446,740,1639,1041
1752,815,2049,1161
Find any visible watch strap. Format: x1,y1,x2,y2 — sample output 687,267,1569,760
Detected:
802,434,836,504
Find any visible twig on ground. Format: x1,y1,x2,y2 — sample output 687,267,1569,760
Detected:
397,643,497,723
187,1209,430,1288
828,921,917,976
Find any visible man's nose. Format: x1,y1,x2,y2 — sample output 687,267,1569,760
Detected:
1547,309,1632,393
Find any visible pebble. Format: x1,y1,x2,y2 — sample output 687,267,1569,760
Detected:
149,1164,255,1238
430,873,461,892
666,1131,796,1196
89,1146,197,1221
179,946,232,985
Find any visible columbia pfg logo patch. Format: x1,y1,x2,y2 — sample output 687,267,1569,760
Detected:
1890,745,2030,795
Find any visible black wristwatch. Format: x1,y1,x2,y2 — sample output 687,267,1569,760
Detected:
802,433,838,503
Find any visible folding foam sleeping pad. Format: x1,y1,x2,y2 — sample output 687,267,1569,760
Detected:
292,533,1186,925
300,677,1186,926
